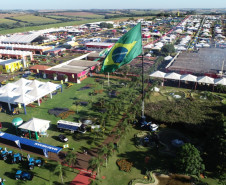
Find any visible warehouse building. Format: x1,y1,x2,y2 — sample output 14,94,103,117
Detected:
0,43,53,55
85,42,114,51
0,59,22,73
42,54,99,83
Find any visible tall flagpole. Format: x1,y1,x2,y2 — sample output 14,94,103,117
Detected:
141,53,144,118
141,23,145,118
108,72,110,86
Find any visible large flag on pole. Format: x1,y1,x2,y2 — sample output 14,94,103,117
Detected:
100,23,142,73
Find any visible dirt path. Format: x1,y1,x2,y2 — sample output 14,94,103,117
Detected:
135,173,159,185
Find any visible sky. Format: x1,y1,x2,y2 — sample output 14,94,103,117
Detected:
0,0,225,10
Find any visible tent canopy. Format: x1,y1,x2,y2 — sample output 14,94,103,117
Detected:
197,76,214,84
18,118,50,132
0,79,61,106
180,74,197,82
165,72,181,80
214,77,226,86
149,70,166,78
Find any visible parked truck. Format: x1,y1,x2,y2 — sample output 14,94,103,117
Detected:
57,120,86,133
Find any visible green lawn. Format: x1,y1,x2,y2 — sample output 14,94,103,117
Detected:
97,125,173,185
0,158,78,185
0,77,139,153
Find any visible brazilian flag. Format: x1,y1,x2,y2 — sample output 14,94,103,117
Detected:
100,23,142,73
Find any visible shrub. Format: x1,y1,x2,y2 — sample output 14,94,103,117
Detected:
58,110,75,119
116,159,133,172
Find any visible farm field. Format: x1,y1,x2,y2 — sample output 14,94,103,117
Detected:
46,11,104,18
46,15,75,20
0,18,106,34
0,13,24,18
12,15,60,24
0,18,17,24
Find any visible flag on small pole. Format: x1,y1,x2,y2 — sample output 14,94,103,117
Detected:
100,23,142,73
15,140,21,149
43,149,48,158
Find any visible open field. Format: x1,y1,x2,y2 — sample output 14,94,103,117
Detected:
46,15,75,19
46,12,104,18
0,18,106,34
0,18,17,24
12,15,60,24
0,13,24,18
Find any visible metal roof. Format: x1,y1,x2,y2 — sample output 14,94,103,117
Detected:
0,59,21,65
2,34,41,44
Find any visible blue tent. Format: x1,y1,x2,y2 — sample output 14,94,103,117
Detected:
0,132,62,156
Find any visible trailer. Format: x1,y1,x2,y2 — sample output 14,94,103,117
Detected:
57,120,86,133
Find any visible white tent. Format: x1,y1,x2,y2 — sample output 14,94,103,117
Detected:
149,71,166,78
197,76,214,84
164,56,173,61
180,74,197,82
19,118,50,133
14,78,32,87
164,72,181,80
0,79,62,114
28,80,45,89
14,93,36,105
0,83,18,94
214,78,226,86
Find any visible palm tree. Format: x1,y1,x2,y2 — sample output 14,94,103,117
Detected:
98,145,112,167
88,156,103,178
54,162,66,184
64,151,77,170
74,100,80,114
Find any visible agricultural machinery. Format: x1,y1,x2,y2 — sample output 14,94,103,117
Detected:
28,157,42,170
11,153,23,164
15,170,33,181
0,148,13,161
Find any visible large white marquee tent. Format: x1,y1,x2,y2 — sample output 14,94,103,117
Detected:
149,70,226,86
0,78,62,114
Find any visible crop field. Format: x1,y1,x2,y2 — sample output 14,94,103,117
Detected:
12,15,60,24
46,15,75,19
0,13,23,18
0,18,17,24
47,11,104,18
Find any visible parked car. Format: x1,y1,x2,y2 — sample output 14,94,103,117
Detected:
58,134,68,142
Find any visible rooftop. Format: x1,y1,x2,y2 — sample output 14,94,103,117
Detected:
168,48,226,74
0,59,21,65
2,34,41,44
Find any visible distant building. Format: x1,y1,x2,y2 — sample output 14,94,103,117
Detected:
42,54,100,83
0,59,22,73
85,42,114,51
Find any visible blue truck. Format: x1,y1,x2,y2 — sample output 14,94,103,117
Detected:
57,120,86,133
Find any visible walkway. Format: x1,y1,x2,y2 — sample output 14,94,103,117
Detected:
70,169,96,185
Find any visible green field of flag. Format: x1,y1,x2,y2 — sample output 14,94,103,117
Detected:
100,23,142,73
